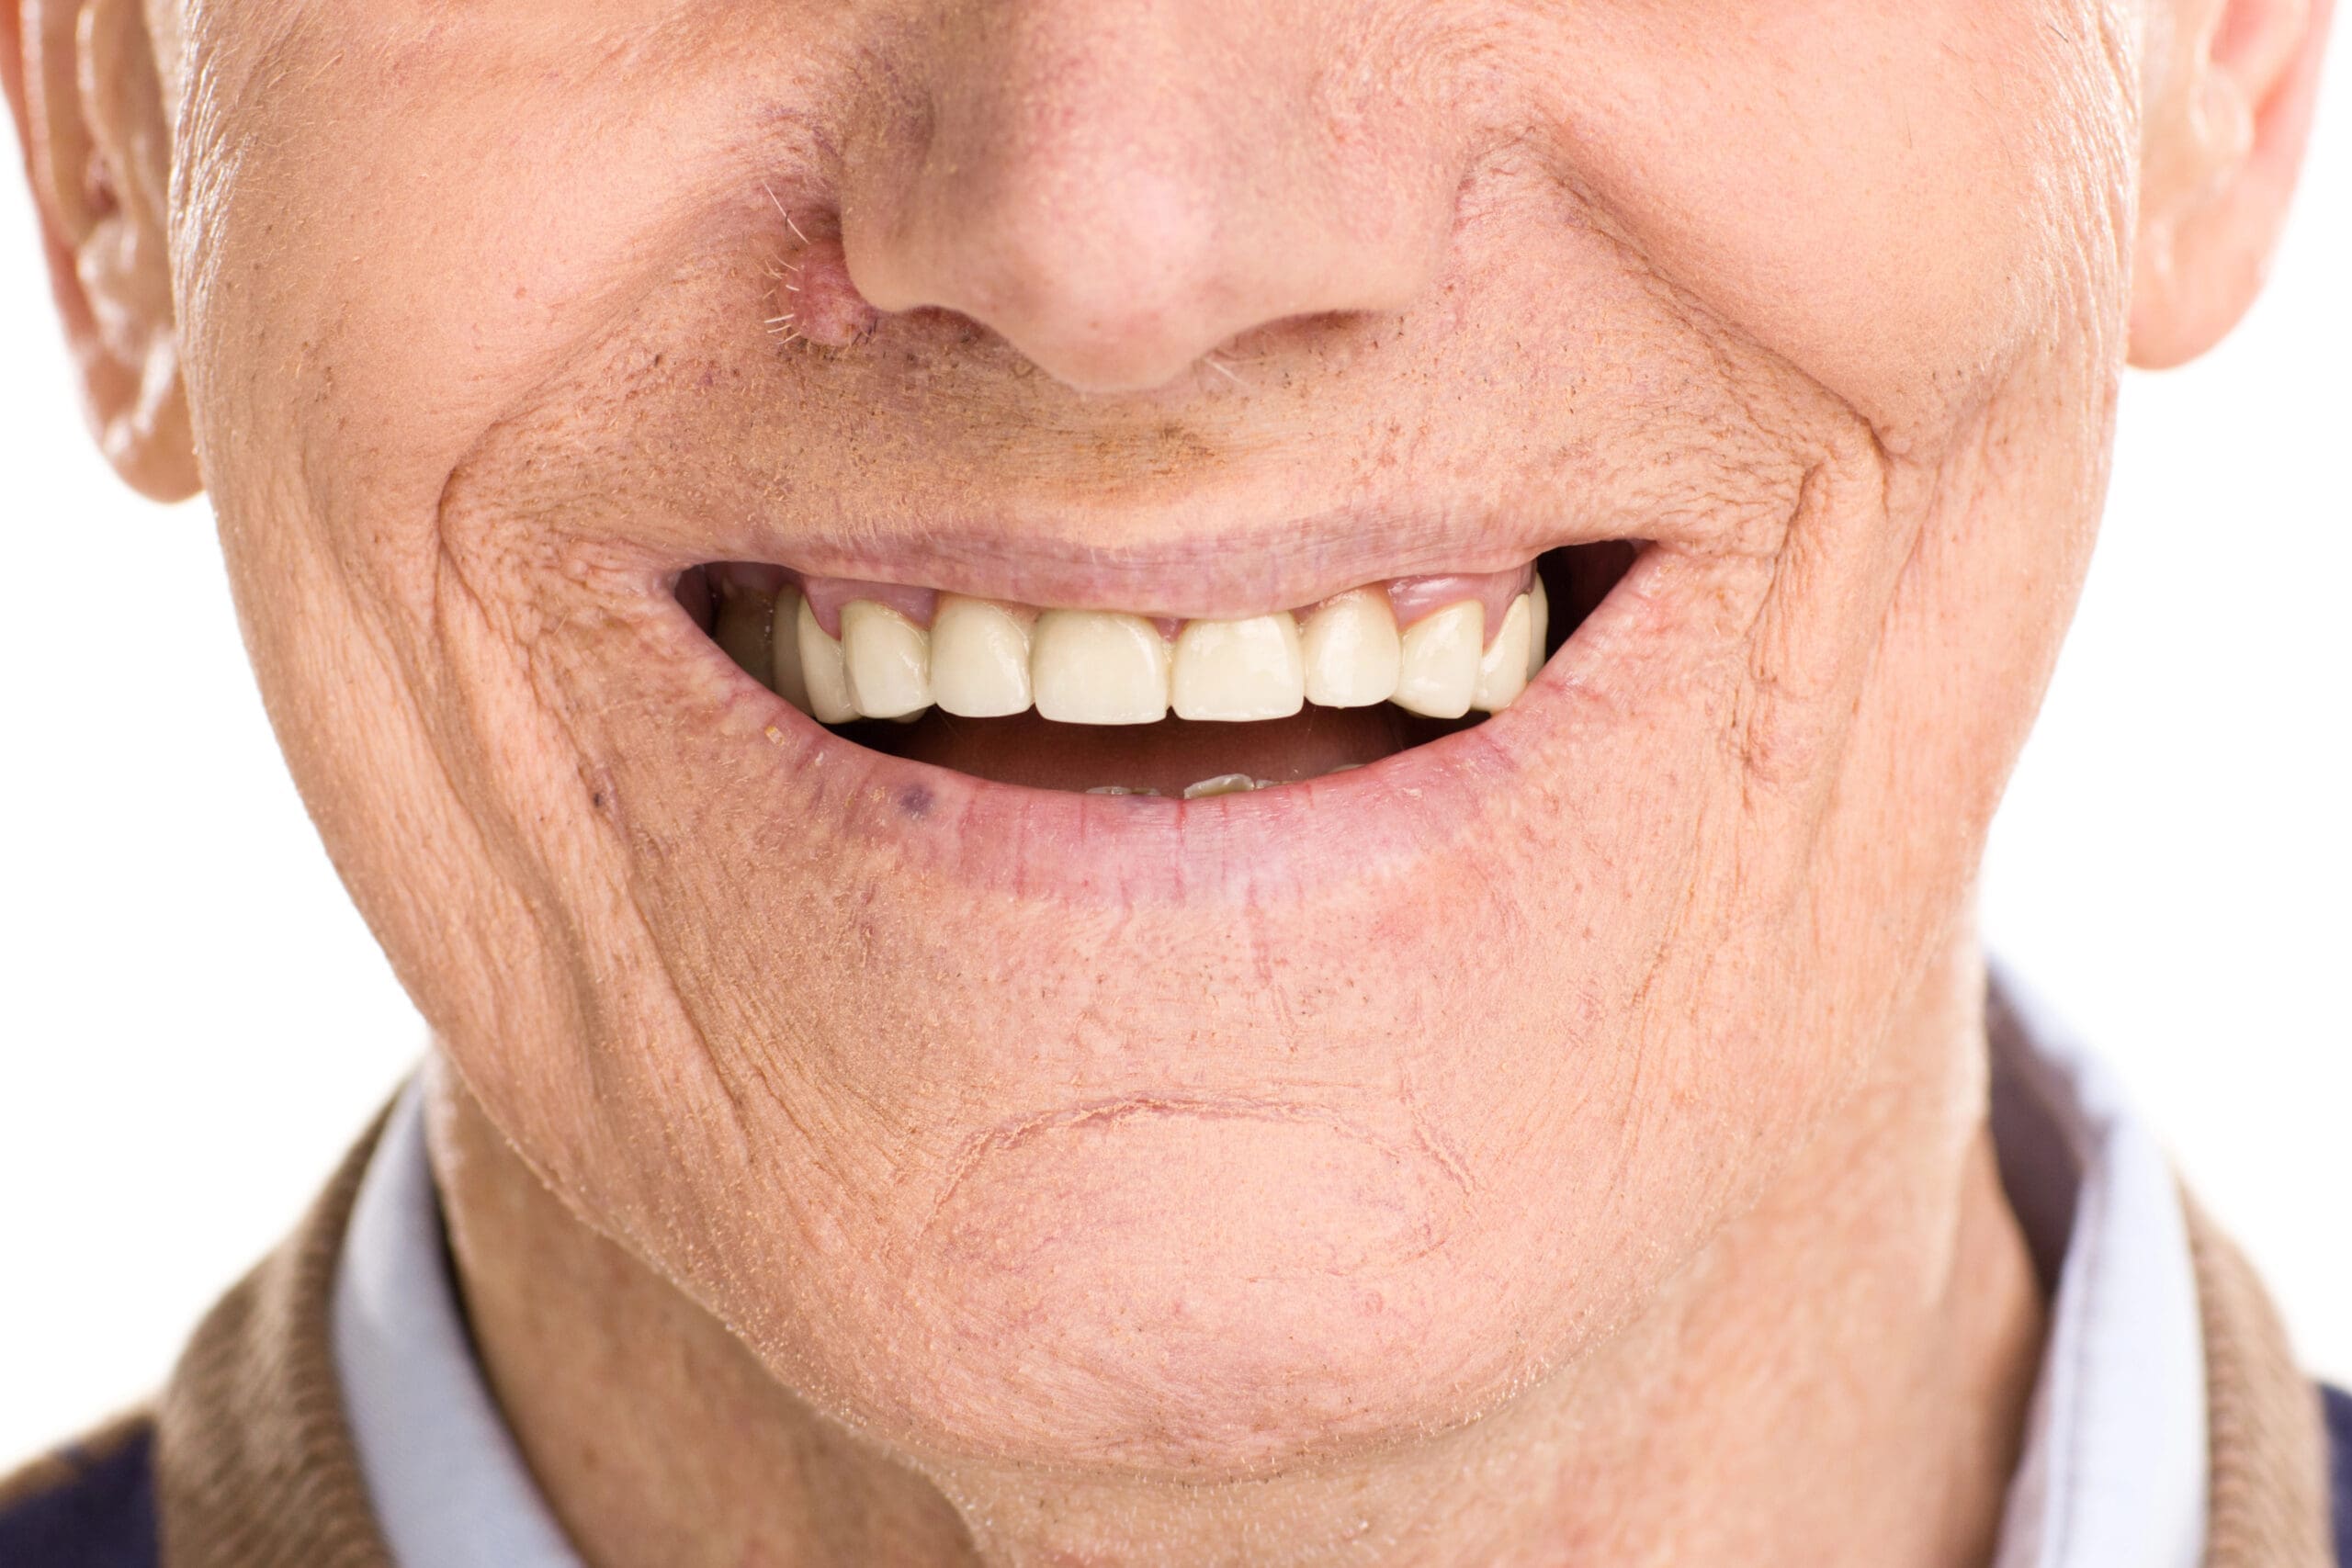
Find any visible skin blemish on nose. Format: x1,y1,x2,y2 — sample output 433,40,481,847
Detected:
769,232,880,350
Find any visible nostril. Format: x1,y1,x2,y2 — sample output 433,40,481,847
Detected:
844,206,1244,394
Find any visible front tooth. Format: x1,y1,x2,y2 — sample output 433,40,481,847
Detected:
795,597,859,724
769,588,813,714
1171,614,1306,721
841,600,932,718
1392,601,1483,719
1473,593,1533,713
1300,590,1400,708
1032,611,1170,724
931,596,1034,717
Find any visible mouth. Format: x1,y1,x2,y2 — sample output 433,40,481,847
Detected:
674,543,1642,800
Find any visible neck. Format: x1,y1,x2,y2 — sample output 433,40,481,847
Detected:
426,950,2045,1568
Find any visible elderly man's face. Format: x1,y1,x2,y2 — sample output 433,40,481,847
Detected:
9,0,2317,1483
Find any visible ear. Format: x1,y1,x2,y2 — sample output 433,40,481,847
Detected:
4,0,198,500
2131,0,2337,368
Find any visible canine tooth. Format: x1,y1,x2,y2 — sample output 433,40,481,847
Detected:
841,600,932,718
1526,576,1550,681
795,597,859,724
1182,773,1261,799
1393,601,1483,719
1171,614,1306,721
1473,594,1533,713
769,589,812,714
931,596,1034,717
714,591,775,691
1300,590,1400,708
1032,611,1170,725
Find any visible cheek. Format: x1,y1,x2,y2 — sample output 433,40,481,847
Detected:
1527,0,2135,436
174,3,801,588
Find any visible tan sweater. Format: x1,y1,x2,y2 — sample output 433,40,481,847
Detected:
5,1120,2338,1566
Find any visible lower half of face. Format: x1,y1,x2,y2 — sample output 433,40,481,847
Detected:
180,0,2132,1477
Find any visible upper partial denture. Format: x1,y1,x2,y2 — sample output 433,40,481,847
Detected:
706,563,1552,726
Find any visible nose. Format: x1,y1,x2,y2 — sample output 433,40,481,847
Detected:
840,1,1461,394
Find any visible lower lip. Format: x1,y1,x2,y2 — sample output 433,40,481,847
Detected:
691,549,1673,905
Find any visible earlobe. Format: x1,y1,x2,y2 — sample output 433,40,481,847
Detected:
5,0,198,502
2129,0,2336,368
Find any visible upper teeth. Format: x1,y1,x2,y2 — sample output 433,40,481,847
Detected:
1473,592,1534,715
1300,589,1402,709
791,597,859,725
1032,609,1173,725
838,600,933,719
737,573,1550,726
1393,600,1485,721
928,597,1035,717
1171,615,1306,722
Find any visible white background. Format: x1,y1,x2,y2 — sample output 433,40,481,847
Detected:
3,61,2346,1466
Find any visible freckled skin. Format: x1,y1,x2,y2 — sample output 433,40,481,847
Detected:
6,0,2331,1562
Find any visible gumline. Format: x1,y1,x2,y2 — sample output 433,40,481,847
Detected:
711,560,1542,649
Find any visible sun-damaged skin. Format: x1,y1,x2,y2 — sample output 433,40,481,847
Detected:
4,0,2333,1562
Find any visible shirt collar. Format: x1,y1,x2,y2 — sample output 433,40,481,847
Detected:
332,1085,581,1568
333,976,2208,1568
1986,970,2209,1568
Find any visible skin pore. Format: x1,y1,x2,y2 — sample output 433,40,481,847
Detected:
4,0,2332,1562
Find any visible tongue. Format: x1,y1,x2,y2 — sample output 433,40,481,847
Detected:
854,706,1468,796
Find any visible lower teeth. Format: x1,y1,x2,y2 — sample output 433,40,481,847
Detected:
1181,773,1276,800
1080,774,1285,800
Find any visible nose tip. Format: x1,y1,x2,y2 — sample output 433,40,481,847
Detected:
839,16,1453,395
854,163,1387,395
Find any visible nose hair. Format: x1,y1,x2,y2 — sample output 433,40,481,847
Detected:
839,4,1457,395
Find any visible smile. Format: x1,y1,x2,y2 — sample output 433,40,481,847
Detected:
678,542,1642,800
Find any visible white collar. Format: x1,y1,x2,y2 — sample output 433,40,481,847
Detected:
334,975,2207,1568
1987,971,2208,1568
331,1085,579,1568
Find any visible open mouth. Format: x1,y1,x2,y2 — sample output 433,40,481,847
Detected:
675,543,1641,799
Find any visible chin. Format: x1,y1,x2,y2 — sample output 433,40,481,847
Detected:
851,1101,1539,1476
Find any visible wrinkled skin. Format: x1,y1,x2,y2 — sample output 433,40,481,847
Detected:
5,0,2332,1562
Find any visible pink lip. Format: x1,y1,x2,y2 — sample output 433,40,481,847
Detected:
677,546,1672,905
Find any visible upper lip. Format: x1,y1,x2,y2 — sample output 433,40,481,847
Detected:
670,503,1650,620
